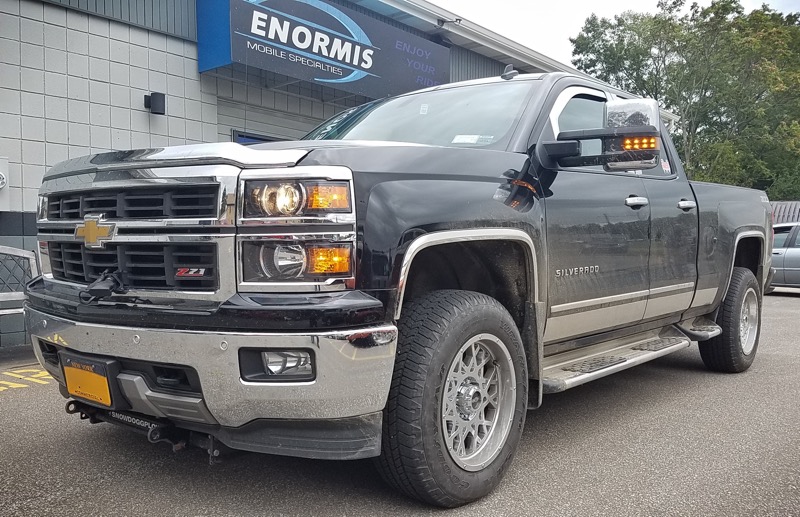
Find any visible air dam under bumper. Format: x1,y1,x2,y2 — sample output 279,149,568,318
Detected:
25,307,397,428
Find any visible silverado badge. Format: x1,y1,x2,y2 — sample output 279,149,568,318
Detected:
75,215,116,249
555,265,599,277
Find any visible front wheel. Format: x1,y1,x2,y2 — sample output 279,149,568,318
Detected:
375,290,528,507
699,267,761,373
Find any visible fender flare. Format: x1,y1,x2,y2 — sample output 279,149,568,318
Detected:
393,228,540,320
722,230,767,301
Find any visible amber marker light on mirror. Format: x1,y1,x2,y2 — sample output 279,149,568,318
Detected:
623,137,658,151
306,245,352,275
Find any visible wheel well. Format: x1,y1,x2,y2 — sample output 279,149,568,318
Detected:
733,237,762,281
403,241,530,330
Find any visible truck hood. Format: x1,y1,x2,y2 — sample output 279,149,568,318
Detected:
42,142,311,180
42,140,521,181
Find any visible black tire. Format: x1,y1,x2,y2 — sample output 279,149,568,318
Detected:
699,267,761,373
375,290,528,507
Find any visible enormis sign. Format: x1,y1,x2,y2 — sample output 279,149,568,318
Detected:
197,0,451,98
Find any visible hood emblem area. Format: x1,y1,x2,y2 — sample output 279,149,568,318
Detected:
75,215,116,249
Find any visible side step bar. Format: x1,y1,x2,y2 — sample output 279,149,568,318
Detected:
676,316,722,341
542,329,691,394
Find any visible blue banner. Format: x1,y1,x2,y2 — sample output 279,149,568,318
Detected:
198,0,451,98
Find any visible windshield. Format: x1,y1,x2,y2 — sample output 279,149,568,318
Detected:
303,81,539,149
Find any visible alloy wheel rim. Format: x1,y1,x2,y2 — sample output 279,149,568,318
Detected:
440,333,516,472
739,288,759,355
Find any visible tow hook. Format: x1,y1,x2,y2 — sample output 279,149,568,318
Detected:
188,433,223,465
65,400,101,424
147,425,187,453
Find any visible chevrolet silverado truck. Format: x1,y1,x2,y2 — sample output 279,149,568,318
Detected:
25,71,773,507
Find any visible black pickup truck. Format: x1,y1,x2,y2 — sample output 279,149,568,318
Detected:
25,71,773,507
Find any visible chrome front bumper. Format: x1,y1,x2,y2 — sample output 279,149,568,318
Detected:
26,307,397,427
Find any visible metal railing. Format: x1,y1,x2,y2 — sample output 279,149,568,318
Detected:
0,246,38,315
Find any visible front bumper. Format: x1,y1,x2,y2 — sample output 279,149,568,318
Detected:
25,306,397,428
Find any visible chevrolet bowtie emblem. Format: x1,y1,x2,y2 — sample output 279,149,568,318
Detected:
75,216,116,249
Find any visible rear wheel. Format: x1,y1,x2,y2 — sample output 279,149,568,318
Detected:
699,267,761,372
375,290,527,507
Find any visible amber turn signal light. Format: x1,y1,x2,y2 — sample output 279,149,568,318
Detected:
306,183,350,211
623,137,658,151
306,245,351,275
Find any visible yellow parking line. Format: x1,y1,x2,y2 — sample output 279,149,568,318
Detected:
8,368,52,377
3,371,50,384
0,368,54,393
0,380,29,389
9,368,53,381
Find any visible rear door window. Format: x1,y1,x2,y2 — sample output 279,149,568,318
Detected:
774,226,794,248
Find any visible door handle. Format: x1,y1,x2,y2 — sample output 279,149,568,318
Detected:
625,196,649,208
677,199,697,210
773,250,784,255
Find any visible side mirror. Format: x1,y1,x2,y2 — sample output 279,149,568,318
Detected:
542,98,663,172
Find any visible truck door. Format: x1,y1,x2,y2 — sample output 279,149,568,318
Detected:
538,86,651,345
639,129,698,320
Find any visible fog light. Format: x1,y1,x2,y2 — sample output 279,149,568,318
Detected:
262,351,313,377
240,349,316,382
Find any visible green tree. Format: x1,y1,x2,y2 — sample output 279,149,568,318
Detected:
570,1,800,199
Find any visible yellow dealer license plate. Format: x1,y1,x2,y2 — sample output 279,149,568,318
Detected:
62,355,112,407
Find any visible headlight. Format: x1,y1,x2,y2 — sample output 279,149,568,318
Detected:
242,241,353,282
254,183,304,216
243,180,351,219
237,169,356,291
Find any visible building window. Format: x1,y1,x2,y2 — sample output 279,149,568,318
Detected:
232,130,282,145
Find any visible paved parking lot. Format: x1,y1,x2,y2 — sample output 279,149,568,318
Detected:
1,291,799,516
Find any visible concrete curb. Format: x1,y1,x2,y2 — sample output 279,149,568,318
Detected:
0,344,37,370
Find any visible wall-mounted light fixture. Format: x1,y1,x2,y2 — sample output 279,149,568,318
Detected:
144,92,166,115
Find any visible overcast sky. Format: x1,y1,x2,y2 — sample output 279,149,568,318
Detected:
426,0,798,67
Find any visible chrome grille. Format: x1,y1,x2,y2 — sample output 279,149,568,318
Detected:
47,185,219,220
48,242,218,291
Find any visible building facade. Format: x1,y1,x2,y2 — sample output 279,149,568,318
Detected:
0,0,579,346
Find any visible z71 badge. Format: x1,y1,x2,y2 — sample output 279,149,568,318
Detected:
176,268,207,277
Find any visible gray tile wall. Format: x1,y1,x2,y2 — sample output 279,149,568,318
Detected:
0,0,360,215
0,0,219,215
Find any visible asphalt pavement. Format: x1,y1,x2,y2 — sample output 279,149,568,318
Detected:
1,291,799,516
